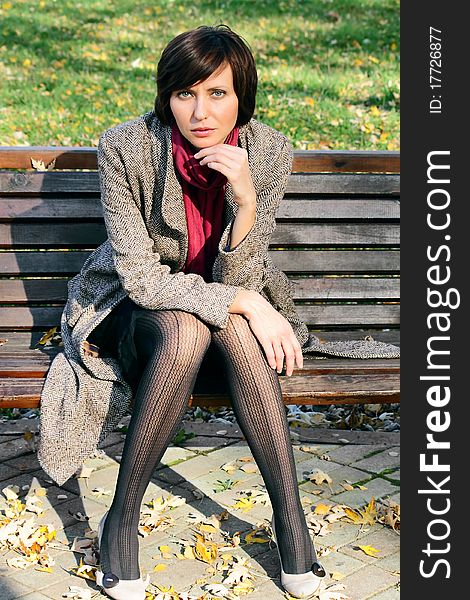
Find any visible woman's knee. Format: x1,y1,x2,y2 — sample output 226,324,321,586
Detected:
217,313,254,341
133,309,211,365
212,313,263,357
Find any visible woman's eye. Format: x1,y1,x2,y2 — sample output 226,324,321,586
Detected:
176,90,225,98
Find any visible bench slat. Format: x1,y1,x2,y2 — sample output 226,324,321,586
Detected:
0,329,401,350
0,148,400,173
291,277,400,300
0,304,400,329
0,171,400,196
270,250,400,273
0,277,399,303
278,198,400,219
272,223,400,246
0,250,400,275
0,197,400,220
0,222,400,248
296,304,400,326
0,251,92,275
0,373,400,409
0,355,399,378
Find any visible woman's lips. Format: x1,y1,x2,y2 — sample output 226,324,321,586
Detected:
191,129,214,137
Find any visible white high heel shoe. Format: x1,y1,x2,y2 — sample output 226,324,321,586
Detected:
271,515,326,599
95,510,150,600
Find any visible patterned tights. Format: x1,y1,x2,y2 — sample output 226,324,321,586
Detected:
98,309,318,579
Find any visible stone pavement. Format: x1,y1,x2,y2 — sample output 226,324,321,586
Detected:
0,416,400,600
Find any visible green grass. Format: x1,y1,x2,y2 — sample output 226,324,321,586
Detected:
0,0,399,149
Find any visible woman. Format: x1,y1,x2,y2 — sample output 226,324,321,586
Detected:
38,24,327,599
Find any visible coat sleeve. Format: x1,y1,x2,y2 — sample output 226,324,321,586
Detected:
97,132,241,329
212,135,294,290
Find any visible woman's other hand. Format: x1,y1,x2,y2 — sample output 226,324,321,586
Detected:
229,289,303,376
194,145,256,208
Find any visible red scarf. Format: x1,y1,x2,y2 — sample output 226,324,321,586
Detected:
172,123,239,281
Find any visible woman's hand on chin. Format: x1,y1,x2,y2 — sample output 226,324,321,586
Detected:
194,145,256,208
229,289,303,376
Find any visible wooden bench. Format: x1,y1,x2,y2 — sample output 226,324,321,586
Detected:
0,147,400,409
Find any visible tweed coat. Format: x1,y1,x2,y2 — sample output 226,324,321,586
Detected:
37,110,313,486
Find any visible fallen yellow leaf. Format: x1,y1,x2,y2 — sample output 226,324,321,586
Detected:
233,497,255,512
357,544,381,557
199,523,219,533
245,529,269,544
37,327,57,345
314,503,331,515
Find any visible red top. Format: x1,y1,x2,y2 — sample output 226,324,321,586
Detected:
171,123,239,281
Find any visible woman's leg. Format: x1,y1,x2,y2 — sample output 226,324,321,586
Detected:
211,314,317,574
99,309,211,580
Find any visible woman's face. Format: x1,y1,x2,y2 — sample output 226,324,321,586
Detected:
169,62,239,149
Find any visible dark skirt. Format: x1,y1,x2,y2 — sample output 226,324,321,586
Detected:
87,297,229,397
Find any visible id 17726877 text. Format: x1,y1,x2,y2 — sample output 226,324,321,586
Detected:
429,26,442,114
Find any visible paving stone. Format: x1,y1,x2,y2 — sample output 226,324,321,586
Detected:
170,446,257,483
16,592,54,599
300,465,373,497
0,437,33,461
353,447,400,475
339,527,400,564
320,551,366,578
179,421,243,438
295,456,347,483
0,577,34,600
178,435,240,453
339,564,399,600
0,463,23,482
147,491,270,546
8,552,72,592
96,430,127,449
171,489,269,537
0,417,39,434
68,465,118,507
232,580,285,599
141,547,210,590
315,521,378,550
292,444,343,464
376,551,400,575
189,467,265,498
93,442,125,466
38,578,100,600
160,445,199,467
53,520,95,547
0,472,62,500
384,469,400,483
0,551,17,576
149,477,206,506
389,491,400,505
327,445,386,466
153,467,187,486
332,478,399,508
34,495,105,531
300,493,338,514
294,430,399,447
369,584,400,599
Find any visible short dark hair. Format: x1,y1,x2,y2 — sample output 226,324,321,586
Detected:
154,24,257,127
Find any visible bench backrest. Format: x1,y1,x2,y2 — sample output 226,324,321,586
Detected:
0,148,400,334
